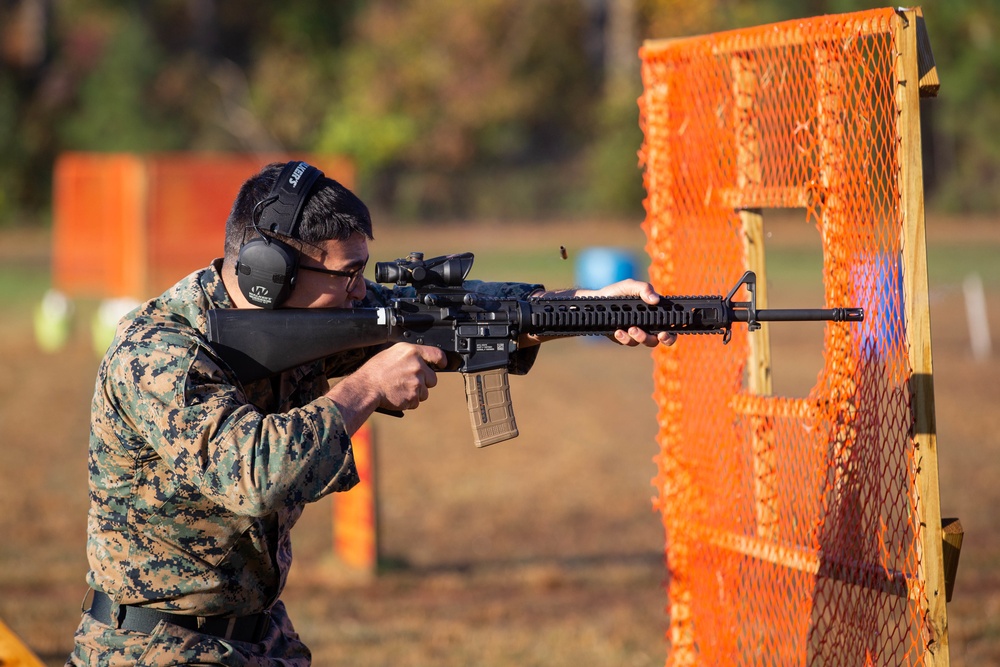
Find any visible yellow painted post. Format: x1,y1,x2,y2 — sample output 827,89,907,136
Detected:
0,618,45,667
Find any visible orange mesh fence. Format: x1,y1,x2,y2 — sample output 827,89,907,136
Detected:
639,8,948,666
52,153,355,299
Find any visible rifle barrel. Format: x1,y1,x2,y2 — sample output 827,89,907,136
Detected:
749,308,864,322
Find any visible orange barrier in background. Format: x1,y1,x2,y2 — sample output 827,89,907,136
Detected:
52,153,355,300
333,423,380,573
640,8,950,666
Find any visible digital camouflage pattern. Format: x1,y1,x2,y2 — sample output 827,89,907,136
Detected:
69,600,309,666
68,260,542,664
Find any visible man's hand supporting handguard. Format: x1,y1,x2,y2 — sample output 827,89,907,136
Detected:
521,278,679,348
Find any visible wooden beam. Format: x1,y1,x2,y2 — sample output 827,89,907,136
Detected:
912,7,940,97
701,526,918,601
644,11,897,56
895,8,950,665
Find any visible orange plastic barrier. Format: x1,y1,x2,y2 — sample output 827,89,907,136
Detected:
640,8,948,666
52,153,355,299
332,423,380,573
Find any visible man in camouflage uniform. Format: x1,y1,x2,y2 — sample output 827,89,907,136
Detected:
66,161,673,665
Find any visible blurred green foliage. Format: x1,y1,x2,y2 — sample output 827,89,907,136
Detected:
59,13,186,151
0,0,996,225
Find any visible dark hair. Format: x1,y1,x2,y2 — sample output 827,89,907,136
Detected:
224,162,374,260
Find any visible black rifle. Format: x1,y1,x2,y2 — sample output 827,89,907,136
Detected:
206,252,863,447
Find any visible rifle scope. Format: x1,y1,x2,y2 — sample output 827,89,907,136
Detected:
374,252,474,288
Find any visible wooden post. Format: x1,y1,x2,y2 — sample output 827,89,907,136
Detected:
895,8,950,665
732,52,778,541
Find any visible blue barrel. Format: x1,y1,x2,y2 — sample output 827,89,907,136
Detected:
574,247,637,290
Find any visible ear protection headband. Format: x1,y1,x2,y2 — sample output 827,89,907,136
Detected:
236,161,324,309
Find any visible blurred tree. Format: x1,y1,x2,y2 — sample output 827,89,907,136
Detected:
1,0,998,224
584,0,643,218
640,0,793,39
59,11,188,151
0,73,23,223
245,0,361,151
0,0,51,223
316,0,598,218
918,0,1000,212
0,0,365,223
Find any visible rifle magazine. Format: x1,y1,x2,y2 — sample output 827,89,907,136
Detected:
463,369,519,447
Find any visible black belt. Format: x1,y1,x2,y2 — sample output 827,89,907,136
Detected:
88,590,270,643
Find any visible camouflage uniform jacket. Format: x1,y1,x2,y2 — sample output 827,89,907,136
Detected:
85,260,541,618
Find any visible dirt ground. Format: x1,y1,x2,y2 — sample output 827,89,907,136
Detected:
1,218,998,666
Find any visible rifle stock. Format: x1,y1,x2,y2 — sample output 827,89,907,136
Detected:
206,307,391,383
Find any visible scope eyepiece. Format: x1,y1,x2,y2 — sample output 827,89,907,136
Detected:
374,252,474,288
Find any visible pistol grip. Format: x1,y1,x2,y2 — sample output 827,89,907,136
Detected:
463,369,519,447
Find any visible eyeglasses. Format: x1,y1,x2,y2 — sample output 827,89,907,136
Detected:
298,261,367,293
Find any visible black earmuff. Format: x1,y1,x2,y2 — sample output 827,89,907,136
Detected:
236,161,324,309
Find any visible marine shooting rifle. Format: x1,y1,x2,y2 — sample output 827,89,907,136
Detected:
206,252,863,447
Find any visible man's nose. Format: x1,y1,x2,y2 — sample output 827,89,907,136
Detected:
347,277,368,302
